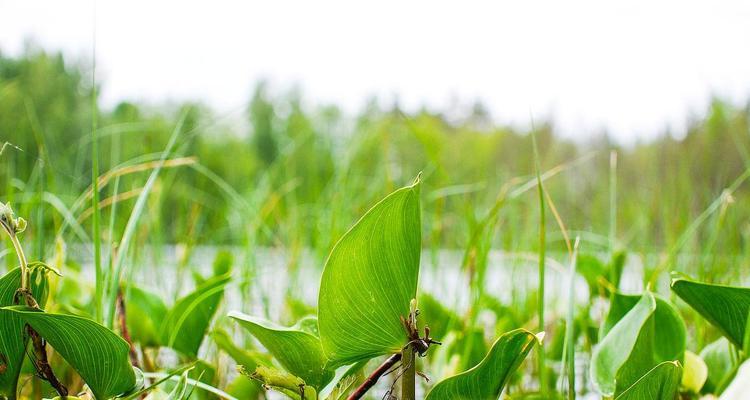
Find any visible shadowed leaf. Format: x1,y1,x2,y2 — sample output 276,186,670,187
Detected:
161,274,230,357
0,266,50,399
671,275,750,347
230,313,333,390
1,306,136,400
126,285,167,347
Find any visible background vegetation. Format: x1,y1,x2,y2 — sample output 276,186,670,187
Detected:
3,46,750,261
2,44,750,399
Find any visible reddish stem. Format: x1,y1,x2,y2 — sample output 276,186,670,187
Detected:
346,353,402,400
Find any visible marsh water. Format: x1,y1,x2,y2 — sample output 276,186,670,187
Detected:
69,245,660,318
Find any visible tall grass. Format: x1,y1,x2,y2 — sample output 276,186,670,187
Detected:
531,128,548,395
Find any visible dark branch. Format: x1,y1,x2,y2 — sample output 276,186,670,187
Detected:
346,353,402,400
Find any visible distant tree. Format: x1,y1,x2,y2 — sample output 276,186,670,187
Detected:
248,81,278,166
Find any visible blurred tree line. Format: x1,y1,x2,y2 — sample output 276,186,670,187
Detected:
2,46,750,257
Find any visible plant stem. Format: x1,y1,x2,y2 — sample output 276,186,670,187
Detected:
401,345,416,400
564,237,580,400
609,150,617,252
90,19,104,324
531,129,548,395
347,353,402,400
9,233,28,291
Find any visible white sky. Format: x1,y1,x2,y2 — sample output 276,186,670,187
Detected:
1,0,749,141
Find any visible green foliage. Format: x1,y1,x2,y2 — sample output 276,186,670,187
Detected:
0,306,137,399
145,369,196,400
671,275,750,347
240,365,317,400
418,292,461,342
211,328,270,371
613,361,682,400
160,274,230,357
424,329,540,400
590,292,686,397
700,338,734,393
125,285,167,347
600,293,686,365
6,47,750,400
229,313,334,390
577,251,626,296
0,267,50,399
318,177,422,367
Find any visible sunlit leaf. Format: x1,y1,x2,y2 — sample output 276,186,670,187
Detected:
229,312,333,390
0,306,136,400
0,266,50,399
161,274,230,357
614,361,682,400
318,178,422,367
671,275,750,347
424,329,540,400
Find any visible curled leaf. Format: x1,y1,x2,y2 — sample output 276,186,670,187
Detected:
425,329,540,400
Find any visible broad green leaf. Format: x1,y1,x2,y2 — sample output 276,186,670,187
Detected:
424,329,540,400
600,293,686,365
229,312,333,390
225,375,263,400
125,285,167,347
0,266,50,399
211,328,271,370
681,350,707,393
700,337,734,394
671,275,750,347
592,291,685,396
0,306,136,400
160,274,230,357
614,361,682,400
591,292,655,397
318,178,422,367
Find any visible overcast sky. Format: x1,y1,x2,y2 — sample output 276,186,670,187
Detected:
1,0,749,141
